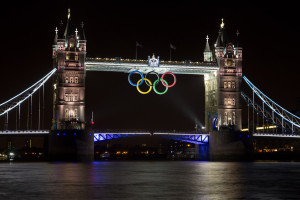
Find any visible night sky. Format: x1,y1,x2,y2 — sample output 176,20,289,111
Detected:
0,1,299,131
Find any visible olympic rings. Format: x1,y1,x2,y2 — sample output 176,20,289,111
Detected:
128,71,144,86
153,79,168,95
145,71,159,87
128,70,176,95
161,72,176,87
136,78,152,94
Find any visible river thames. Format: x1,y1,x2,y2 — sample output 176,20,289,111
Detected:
0,161,299,199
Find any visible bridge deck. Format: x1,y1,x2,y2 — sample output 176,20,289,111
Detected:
253,133,300,138
86,58,218,75
0,130,49,135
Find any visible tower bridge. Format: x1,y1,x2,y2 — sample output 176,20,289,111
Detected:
0,10,300,161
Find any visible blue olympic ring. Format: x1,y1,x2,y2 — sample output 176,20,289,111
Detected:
128,71,144,86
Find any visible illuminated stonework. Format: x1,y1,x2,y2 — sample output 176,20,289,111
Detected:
52,13,87,130
217,43,243,131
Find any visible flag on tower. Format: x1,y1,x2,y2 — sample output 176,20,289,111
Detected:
136,41,143,48
170,43,176,50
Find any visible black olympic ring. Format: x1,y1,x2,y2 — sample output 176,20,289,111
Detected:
145,71,160,87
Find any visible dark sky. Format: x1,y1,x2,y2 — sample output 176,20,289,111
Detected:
0,0,299,131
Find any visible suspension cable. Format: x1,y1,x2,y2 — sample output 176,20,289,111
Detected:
243,75,300,129
0,68,56,107
0,68,57,117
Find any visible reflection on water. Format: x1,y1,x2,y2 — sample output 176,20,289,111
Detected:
0,162,300,199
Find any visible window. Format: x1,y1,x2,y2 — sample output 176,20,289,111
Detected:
65,94,68,101
232,81,236,88
65,109,69,120
232,98,235,105
224,81,227,88
70,77,74,83
224,112,228,125
69,95,73,102
75,77,78,83
69,110,74,118
233,112,236,124
65,77,69,83
228,82,231,88
228,112,232,125
224,98,228,105
74,95,78,101
74,109,78,119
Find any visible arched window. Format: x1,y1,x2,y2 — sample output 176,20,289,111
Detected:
233,112,236,125
224,112,228,125
69,110,74,118
224,81,227,88
74,109,78,119
228,112,232,125
65,77,69,83
232,98,235,105
70,77,74,83
224,98,228,105
65,109,69,120
64,94,68,101
232,81,236,88
75,77,78,83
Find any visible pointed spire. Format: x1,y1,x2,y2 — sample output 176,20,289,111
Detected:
215,18,228,47
204,35,211,52
220,18,225,29
56,20,64,39
53,27,58,44
67,8,71,20
79,21,86,40
215,30,223,47
64,8,71,39
236,30,240,47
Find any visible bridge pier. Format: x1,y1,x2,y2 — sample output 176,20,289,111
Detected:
48,130,94,161
209,129,253,161
195,143,210,160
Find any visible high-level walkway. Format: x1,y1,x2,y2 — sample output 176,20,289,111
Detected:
86,57,218,75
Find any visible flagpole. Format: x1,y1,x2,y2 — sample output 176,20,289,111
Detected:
169,46,171,61
135,44,137,60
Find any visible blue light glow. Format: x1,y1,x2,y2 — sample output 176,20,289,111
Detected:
94,133,209,144
212,117,218,128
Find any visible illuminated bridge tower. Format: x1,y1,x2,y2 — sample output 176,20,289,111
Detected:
216,28,242,131
209,19,252,160
49,9,93,161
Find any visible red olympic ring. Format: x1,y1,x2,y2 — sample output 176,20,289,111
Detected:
161,72,176,87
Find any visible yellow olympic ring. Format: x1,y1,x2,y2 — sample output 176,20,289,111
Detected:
136,78,152,94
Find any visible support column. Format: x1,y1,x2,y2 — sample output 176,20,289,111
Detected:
204,72,218,133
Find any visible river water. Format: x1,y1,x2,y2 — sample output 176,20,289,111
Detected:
0,161,299,199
